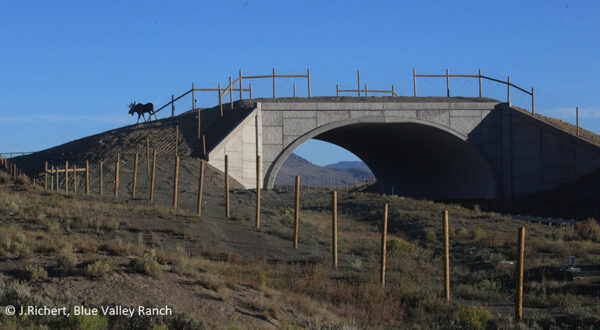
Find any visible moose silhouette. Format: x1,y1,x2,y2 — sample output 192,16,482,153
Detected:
128,102,155,123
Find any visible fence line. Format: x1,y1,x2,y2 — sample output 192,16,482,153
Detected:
413,68,536,114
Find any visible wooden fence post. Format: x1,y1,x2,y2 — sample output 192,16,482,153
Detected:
99,161,103,196
65,161,69,194
294,176,300,249
146,138,150,175
332,191,338,268
515,227,526,323
43,162,48,190
73,164,77,195
225,155,230,218
85,160,89,195
132,154,138,198
50,166,55,191
197,160,205,216
114,154,120,198
381,203,388,287
256,155,261,229
150,149,157,202
443,210,451,302
173,156,179,209
175,126,179,156
55,166,59,193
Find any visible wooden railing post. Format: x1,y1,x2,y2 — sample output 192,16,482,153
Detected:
293,83,296,98
443,210,451,302
225,155,230,218
507,76,511,104
99,161,103,196
249,83,253,100
381,203,388,287
192,82,195,113
294,176,300,249
413,68,417,97
173,156,179,210
336,84,339,97
85,160,89,195
332,191,338,268
478,69,482,97
239,70,243,100
357,70,361,97
256,155,261,229
171,94,175,117
197,160,205,216
132,154,138,198
576,107,579,136
114,154,120,198
515,227,526,323
218,83,223,117
150,149,156,202
365,83,368,97
272,68,276,99
446,68,450,97
307,68,311,98
229,76,233,109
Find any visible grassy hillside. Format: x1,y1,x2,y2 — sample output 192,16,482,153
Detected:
1,170,599,328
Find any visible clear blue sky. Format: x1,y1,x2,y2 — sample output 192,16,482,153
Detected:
1,1,598,165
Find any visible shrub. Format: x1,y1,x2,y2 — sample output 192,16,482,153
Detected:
457,306,493,329
471,228,485,241
425,230,437,244
26,265,48,281
256,272,267,289
57,249,78,273
133,250,162,279
387,237,418,256
85,259,114,279
14,174,29,185
576,218,600,242
69,314,109,330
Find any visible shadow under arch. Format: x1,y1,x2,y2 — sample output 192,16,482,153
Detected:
265,117,499,200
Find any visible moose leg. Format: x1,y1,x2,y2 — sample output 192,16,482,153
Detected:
137,113,141,124
142,113,147,122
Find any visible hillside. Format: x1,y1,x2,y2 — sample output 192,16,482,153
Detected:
274,154,373,186
2,168,600,328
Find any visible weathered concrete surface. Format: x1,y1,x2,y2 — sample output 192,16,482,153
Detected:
206,97,600,199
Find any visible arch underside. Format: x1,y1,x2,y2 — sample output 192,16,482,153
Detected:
270,120,498,200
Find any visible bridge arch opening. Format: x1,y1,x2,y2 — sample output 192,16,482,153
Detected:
265,118,499,200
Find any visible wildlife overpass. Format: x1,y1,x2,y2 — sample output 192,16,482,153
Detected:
205,97,600,200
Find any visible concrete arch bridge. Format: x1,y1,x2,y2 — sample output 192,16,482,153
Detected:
205,97,600,200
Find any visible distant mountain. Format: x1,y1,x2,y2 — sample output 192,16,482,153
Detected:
274,153,373,186
325,161,369,169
